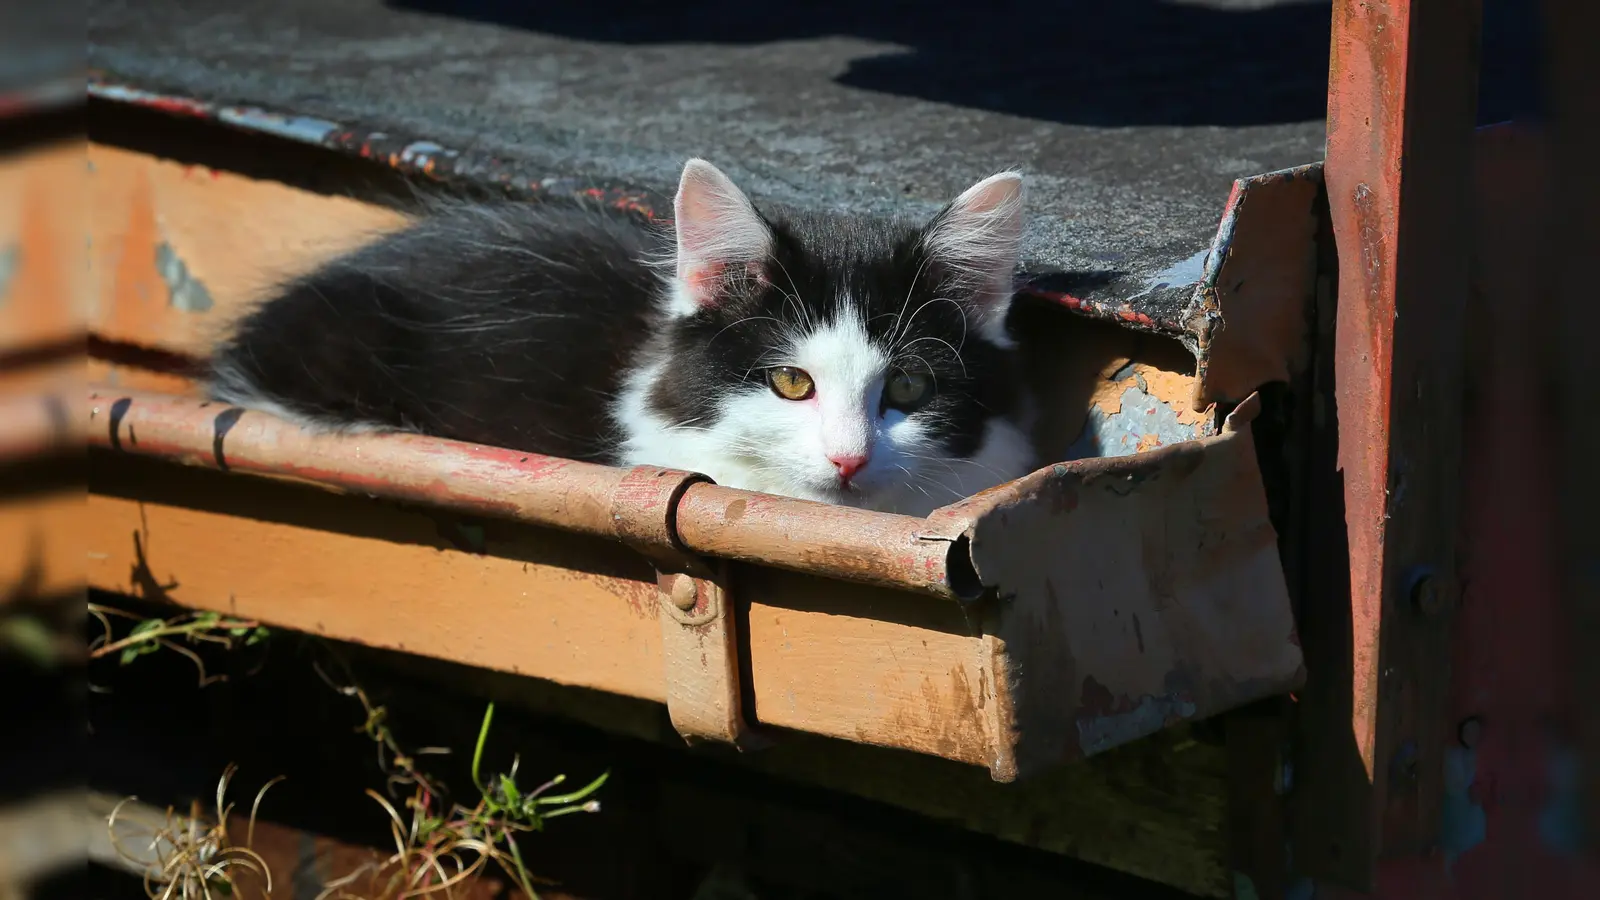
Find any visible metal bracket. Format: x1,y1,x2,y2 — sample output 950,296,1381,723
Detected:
609,466,761,748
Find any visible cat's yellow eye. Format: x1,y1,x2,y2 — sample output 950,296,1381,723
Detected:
767,366,816,401
885,369,931,408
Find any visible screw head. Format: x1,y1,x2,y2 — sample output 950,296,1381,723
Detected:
668,575,699,611
1459,716,1483,748
1411,574,1446,616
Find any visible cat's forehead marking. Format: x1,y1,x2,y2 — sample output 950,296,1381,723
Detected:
791,308,887,384
790,307,885,457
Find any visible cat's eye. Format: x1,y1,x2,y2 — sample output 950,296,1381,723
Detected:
885,369,931,408
767,366,815,401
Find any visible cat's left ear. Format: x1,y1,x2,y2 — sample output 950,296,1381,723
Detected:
671,158,773,316
923,171,1025,347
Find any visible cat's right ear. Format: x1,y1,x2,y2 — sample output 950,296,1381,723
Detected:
671,159,773,316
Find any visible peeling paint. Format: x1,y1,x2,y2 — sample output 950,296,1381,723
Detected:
0,242,19,305
1067,384,1206,460
87,76,660,218
1076,691,1198,756
1538,739,1585,856
154,242,214,312
1439,745,1487,867
216,107,340,144
1126,248,1210,302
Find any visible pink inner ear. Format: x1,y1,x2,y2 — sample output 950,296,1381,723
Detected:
683,262,727,304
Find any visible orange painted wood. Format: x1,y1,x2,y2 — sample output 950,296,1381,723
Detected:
1,490,84,602
0,139,86,356
739,564,1002,768
85,142,408,355
85,465,669,702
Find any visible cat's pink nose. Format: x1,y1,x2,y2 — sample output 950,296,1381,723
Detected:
830,453,869,484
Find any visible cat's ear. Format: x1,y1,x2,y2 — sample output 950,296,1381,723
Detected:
923,171,1025,346
671,158,772,315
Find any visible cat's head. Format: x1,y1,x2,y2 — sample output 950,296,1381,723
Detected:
639,159,1034,513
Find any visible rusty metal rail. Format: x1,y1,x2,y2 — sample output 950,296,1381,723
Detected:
86,388,969,600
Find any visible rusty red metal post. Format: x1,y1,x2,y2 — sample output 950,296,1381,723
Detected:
1294,0,1483,887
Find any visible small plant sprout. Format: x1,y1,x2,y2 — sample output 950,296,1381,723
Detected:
88,603,269,687
320,702,609,900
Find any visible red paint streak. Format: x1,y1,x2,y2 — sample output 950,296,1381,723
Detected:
135,95,212,118
1021,288,1090,311
1222,179,1246,213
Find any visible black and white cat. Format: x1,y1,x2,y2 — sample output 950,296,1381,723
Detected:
208,159,1036,516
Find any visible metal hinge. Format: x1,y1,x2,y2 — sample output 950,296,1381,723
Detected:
609,466,762,748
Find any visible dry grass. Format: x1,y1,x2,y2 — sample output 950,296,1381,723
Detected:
100,697,606,900
103,765,283,900
90,608,605,899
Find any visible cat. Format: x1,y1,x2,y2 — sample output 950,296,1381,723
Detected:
207,159,1037,517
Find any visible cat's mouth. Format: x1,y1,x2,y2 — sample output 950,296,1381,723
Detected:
811,480,872,507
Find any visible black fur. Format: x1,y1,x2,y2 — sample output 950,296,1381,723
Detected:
211,203,662,461
209,197,1021,462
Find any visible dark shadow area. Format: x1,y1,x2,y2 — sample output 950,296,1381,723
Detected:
83,594,1203,898
1479,0,1546,123
1283,181,1373,888
87,98,457,211
390,0,1335,127
389,0,1542,129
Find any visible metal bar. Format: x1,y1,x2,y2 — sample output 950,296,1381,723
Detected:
1542,0,1600,855
86,387,966,601
1295,0,1482,886
674,483,967,600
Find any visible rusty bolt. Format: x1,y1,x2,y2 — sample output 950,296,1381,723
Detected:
1458,716,1483,749
1411,574,1446,617
668,575,699,612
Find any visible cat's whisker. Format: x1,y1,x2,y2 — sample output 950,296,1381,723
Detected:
886,252,938,349
766,255,813,331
